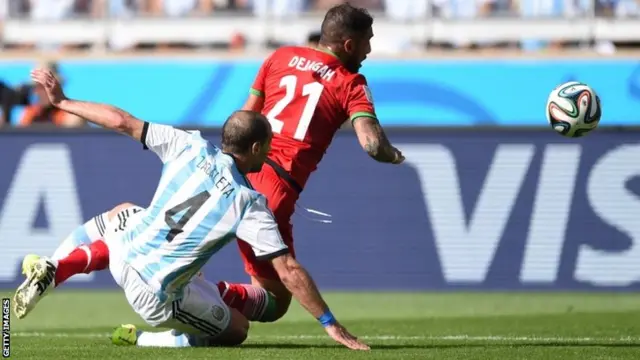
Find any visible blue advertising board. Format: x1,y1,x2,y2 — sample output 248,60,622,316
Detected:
0,128,639,291
1,58,640,126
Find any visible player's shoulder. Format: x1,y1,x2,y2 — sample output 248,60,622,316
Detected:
336,71,370,102
233,184,264,211
342,70,367,84
151,123,205,144
178,128,209,150
183,128,204,140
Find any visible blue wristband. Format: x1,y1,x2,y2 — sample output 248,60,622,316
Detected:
318,310,337,328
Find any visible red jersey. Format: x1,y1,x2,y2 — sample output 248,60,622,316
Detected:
250,46,377,189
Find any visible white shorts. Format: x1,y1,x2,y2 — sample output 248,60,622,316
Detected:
107,230,231,338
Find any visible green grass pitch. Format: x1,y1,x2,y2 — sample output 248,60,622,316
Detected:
3,290,640,359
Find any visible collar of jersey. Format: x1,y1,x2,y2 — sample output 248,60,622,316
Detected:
221,151,254,189
222,151,245,175
313,46,341,62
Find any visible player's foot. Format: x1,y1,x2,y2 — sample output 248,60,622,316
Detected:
13,255,57,319
112,324,138,346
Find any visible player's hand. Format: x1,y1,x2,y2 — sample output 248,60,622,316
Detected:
30,68,67,107
324,323,370,350
391,147,405,164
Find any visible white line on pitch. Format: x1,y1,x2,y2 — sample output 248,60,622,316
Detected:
10,332,640,342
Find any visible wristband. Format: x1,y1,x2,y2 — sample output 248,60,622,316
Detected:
317,310,337,328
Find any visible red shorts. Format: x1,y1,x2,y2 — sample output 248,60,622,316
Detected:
238,164,299,280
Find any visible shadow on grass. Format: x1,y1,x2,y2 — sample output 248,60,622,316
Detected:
239,342,640,350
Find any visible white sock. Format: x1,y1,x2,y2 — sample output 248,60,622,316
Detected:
51,212,108,260
136,330,191,347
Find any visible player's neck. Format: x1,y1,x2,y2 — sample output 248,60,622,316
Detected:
315,45,342,63
223,150,251,174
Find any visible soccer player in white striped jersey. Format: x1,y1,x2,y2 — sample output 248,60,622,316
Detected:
14,67,369,350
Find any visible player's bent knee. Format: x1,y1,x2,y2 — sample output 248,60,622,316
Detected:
274,296,292,320
260,292,291,322
107,202,139,221
251,276,292,322
216,308,249,346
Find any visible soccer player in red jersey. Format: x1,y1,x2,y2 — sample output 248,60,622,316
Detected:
216,3,405,324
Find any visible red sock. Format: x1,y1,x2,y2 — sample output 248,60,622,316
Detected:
217,281,248,310
217,281,272,321
55,240,110,286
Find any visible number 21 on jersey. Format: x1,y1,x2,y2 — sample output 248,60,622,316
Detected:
266,75,324,141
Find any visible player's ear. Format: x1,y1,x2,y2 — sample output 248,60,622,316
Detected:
251,142,261,156
344,38,354,55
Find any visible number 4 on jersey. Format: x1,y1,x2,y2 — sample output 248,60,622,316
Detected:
164,190,211,242
266,75,324,141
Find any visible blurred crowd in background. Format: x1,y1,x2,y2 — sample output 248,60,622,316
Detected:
0,0,638,53
1,0,638,21
0,0,637,53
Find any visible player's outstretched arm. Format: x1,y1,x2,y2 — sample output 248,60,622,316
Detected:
237,195,368,350
270,254,328,318
270,254,370,351
352,117,405,164
30,68,145,141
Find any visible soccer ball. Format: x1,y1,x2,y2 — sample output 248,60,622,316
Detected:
546,81,602,138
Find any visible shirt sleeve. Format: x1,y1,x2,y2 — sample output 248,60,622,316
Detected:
141,122,192,163
345,74,378,123
236,195,289,261
249,51,275,97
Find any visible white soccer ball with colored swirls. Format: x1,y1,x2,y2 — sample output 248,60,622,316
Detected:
546,81,602,138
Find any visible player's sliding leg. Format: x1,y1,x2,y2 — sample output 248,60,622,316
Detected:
20,202,138,288
50,210,109,261
13,224,109,319
53,202,143,287
16,207,110,301
13,237,111,319
56,239,112,285
50,202,142,287
13,202,140,319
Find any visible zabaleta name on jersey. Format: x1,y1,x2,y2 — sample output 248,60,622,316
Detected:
196,155,235,198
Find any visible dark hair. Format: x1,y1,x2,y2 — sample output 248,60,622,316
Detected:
319,3,373,46
308,31,321,44
221,110,270,154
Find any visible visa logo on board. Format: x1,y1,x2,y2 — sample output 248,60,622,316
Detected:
402,143,640,287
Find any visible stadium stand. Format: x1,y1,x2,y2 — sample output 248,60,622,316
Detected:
0,0,638,53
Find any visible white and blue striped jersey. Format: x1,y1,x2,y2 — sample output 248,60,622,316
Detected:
118,123,288,302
